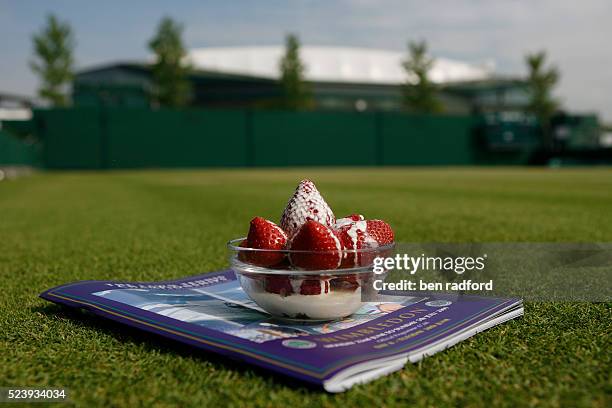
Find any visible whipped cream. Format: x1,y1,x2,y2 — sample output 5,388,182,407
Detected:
239,275,362,320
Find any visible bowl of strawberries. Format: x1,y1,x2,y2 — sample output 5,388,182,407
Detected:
228,180,395,321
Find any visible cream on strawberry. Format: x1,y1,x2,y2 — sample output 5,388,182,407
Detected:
336,220,376,267
335,219,394,267
335,214,365,229
280,180,335,239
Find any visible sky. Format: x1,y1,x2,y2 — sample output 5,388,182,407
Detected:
0,0,610,121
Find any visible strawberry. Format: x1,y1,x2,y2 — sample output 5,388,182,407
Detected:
335,214,364,229
237,239,250,263
264,275,293,296
335,220,376,267
366,220,394,245
335,220,394,267
289,220,342,270
280,180,335,239
268,257,292,270
241,217,288,267
299,279,331,295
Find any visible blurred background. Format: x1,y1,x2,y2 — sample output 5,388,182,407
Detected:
0,0,611,171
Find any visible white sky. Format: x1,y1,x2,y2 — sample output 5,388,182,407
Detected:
0,0,610,121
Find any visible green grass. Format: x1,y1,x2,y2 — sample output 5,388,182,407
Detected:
0,167,610,407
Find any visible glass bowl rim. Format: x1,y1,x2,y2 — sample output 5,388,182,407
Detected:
230,258,380,275
227,237,395,275
227,237,395,254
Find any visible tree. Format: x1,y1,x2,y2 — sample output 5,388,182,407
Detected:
525,51,560,148
148,17,191,107
401,40,443,113
30,14,75,106
279,34,312,110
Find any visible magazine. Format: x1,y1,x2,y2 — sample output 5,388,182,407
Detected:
40,270,523,392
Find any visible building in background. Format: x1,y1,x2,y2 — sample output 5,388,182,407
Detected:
73,46,529,114
0,93,35,121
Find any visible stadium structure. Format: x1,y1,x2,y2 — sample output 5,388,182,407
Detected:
1,46,605,169
73,46,529,114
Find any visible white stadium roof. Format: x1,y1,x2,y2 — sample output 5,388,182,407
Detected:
187,46,494,85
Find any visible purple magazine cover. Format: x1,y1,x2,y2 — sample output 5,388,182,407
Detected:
40,270,523,392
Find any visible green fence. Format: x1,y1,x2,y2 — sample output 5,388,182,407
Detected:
105,108,247,168
0,129,41,167
251,111,380,166
33,107,532,169
39,108,104,169
381,114,478,165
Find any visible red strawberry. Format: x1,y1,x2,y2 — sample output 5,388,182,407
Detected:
268,257,292,270
299,279,331,295
335,220,394,267
335,214,364,229
335,220,375,267
289,220,342,270
242,217,288,267
238,239,250,262
280,180,335,239
366,220,394,245
264,275,293,296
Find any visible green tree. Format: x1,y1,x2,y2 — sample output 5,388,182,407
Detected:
402,40,443,113
279,34,312,110
30,14,74,106
525,51,560,148
148,17,191,107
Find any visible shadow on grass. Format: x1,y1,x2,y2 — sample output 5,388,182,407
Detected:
33,303,325,394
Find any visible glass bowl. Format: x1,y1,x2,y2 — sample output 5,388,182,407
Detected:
227,238,395,321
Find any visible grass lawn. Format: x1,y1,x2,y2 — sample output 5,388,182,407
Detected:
0,167,610,407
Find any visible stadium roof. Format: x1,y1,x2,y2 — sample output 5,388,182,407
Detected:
186,46,494,85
